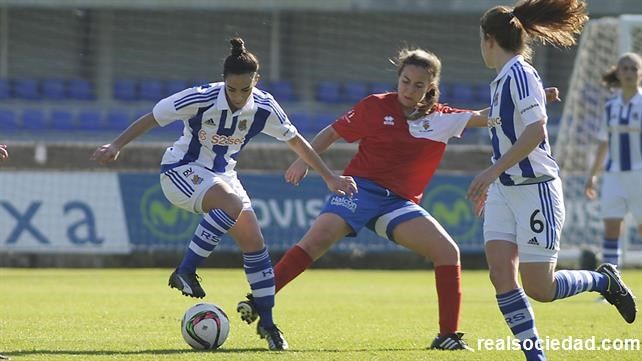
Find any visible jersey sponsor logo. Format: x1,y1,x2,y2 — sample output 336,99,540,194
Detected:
487,116,502,128
383,115,395,126
198,129,245,145
520,103,539,114
330,195,357,212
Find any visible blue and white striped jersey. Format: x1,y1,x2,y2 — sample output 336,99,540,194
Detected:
597,88,642,172
153,82,298,174
486,55,558,185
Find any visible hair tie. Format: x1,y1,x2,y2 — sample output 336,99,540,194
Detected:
508,11,516,20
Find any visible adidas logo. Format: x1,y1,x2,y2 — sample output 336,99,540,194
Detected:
204,118,215,125
527,237,539,246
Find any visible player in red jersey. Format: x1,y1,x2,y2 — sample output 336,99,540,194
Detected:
237,48,559,350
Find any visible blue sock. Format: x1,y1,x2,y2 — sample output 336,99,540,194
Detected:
178,209,236,274
497,288,546,361
243,247,276,328
602,238,620,266
553,270,608,300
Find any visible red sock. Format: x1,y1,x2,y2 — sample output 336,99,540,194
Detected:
274,245,313,293
435,265,462,336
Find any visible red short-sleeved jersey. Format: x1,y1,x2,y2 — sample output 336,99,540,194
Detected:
332,93,472,204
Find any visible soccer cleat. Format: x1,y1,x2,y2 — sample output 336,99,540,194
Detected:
257,323,289,350
429,332,474,351
168,269,206,298
237,293,259,324
596,263,637,323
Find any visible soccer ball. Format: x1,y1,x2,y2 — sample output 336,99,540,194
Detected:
181,303,230,350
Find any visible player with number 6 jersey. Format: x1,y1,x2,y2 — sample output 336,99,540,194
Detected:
470,2,636,360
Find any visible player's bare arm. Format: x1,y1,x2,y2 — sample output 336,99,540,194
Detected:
285,125,342,185
286,133,356,196
90,112,158,164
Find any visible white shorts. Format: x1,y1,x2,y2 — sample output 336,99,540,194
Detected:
160,164,252,214
600,170,642,223
483,178,565,263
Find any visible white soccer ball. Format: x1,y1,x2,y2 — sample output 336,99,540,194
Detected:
181,303,230,350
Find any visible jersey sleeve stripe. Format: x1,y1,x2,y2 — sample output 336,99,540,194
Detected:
516,63,530,98
174,86,219,105
510,67,524,99
254,96,287,124
175,89,221,110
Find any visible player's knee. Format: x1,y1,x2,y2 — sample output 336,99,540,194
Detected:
488,267,517,292
298,232,335,261
431,241,460,265
524,285,554,303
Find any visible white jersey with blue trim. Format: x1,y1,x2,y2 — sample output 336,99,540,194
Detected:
597,88,642,172
152,82,298,174
486,55,559,185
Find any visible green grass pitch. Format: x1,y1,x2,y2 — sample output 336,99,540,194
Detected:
1,268,640,360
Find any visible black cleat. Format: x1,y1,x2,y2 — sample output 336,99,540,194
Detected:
168,269,205,298
237,293,259,324
257,323,289,350
596,263,637,323
429,332,474,351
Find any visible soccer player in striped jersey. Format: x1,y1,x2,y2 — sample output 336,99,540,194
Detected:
0,144,8,163
586,52,642,268
468,1,637,360
91,38,356,351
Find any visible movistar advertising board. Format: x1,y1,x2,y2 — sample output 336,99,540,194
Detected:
119,173,483,253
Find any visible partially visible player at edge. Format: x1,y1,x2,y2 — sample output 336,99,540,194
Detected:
585,52,642,267
236,47,560,350
468,1,637,360
91,38,357,351
0,144,8,163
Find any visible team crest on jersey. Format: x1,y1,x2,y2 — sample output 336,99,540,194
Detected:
422,119,431,130
383,115,395,126
238,119,248,131
633,112,640,121
191,175,203,185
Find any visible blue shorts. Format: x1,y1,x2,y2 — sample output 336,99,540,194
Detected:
321,177,429,242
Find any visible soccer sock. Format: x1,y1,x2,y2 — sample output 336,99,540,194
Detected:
243,247,276,328
497,288,545,361
434,265,462,336
274,245,314,293
602,238,620,266
178,209,236,274
552,270,608,300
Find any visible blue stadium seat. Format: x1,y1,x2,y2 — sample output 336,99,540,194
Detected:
140,79,163,101
343,81,368,103
369,82,393,95
21,109,47,129
14,79,40,100
165,80,188,96
312,113,340,133
113,80,138,101
77,110,103,131
316,81,342,103
68,79,94,100
42,79,66,100
106,109,132,130
450,83,475,105
268,80,297,102
439,83,453,104
289,112,312,133
0,79,10,100
50,110,76,130
0,109,18,131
